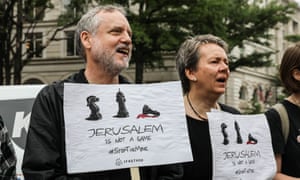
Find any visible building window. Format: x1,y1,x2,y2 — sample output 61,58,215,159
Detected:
293,20,298,33
65,31,79,56
25,33,43,58
239,85,248,100
24,1,45,21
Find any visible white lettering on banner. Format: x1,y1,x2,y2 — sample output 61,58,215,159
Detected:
12,112,31,138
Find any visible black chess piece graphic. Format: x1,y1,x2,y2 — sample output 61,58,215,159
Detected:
113,89,129,118
137,105,160,118
143,105,160,116
234,121,243,144
247,133,258,144
86,95,102,120
221,123,229,145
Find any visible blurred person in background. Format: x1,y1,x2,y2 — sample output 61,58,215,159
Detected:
265,42,300,179
0,115,16,180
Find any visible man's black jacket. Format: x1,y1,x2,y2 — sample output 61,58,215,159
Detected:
22,69,183,180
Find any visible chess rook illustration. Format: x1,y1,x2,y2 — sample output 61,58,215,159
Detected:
86,95,102,120
221,123,229,145
113,89,129,118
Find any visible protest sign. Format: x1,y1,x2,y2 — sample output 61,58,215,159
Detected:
64,81,193,173
207,110,276,180
0,85,45,179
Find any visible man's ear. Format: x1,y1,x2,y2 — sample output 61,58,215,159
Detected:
80,31,92,49
292,68,300,81
185,68,197,82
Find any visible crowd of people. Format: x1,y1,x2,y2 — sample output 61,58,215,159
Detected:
0,3,299,180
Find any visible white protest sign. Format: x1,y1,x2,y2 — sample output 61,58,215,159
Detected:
0,85,44,100
64,81,193,174
207,111,276,180
0,85,46,179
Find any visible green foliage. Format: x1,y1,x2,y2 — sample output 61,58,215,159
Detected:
285,34,300,42
225,0,297,70
229,51,273,71
23,0,53,22
57,0,88,26
59,0,297,83
244,99,263,114
277,92,287,101
0,0,53,84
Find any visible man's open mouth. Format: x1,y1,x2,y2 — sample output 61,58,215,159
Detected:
117,47,129,55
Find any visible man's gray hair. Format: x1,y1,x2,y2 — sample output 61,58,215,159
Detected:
75,5,127,59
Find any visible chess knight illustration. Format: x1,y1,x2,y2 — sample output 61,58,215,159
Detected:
221,123,229,145
86,95,102,120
